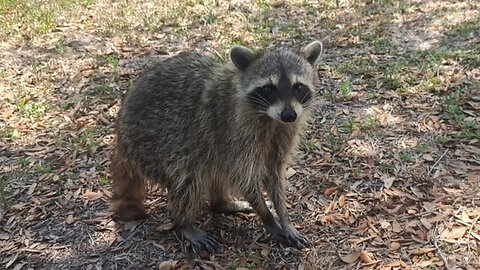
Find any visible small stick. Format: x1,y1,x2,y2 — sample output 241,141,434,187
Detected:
434,238,451,270
434,223,452,270
467,215,480,262
428,149,449,175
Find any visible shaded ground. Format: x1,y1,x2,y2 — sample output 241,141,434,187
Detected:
1,0,479,269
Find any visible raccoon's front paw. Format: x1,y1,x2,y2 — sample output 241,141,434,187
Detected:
180,227,219,254
274,226,310,249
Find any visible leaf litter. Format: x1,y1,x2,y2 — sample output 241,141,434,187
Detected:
1,0,480,269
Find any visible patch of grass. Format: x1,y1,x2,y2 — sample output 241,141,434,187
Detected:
435,135,453,145
98,176,109,185
323,90,334,101
441,91,480,139
351,169,361,179
456,21,480,38
36,163,52,174
235,248,258,269
335,57,374,76
361,33,395,53
16,100,50,119
378,162,394,172
398,150,412,162
458,121,480,139
280,23,302,37
229,260,239,269
340,78,351,99
414,143,429,154
342,117,380,133
74,126,108,156
1,128,23,139
200,11,218,25
0,0,93,39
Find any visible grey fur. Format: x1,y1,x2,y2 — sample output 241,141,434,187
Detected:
110,41,322,252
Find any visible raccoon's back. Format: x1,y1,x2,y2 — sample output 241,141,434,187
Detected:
116,53,218,163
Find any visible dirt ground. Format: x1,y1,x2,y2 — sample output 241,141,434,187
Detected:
1,0,479,269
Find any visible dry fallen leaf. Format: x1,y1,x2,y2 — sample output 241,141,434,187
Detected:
420,217,432,229
286,167,297,179
359,250,374,263
324,186,338,196
159,260,176,270
382,176,395,189
338,195,346,207
156,222,175,232
391,221,403,233
389,242,401,251
65,214,75,225
330,124,339,136
411,247,436,255
340,251,360,264
422,153,434,161
440,226,467,239
260,247,270,257
82,190,103,201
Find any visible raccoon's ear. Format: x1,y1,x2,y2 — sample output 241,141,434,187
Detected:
301,40,323,65
230,45,255,71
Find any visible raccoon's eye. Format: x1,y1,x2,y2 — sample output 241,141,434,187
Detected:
293,83,309,93
261,84,276,91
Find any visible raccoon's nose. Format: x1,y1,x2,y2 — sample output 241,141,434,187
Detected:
280,108,297,122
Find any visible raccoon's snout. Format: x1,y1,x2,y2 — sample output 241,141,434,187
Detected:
280,108,297,122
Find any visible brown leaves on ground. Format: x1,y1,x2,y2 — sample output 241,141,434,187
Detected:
1,0,480,269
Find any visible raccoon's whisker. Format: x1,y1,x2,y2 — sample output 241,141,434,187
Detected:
247,97,271,108
253,94,271,107
299,91,310,105
244,99,268,108
248,95,271,105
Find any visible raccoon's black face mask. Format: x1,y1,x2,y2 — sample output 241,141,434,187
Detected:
231,41,322,123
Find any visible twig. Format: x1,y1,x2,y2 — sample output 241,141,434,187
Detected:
113,220,145,249
467,215,480,261
428,149,449,175
434,238,451,270
434,223,452,270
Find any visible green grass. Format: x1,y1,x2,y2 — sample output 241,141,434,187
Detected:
340,78,351,99
0,0,93,39
414,143,429,154
342,117,380,133
442,91,480,139
98,176,109,185
398,150,412,162
36,163,52,174
378,162,394,172
335,57,374,76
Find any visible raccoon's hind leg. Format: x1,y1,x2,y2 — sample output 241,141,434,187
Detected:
109,153,147,221
169,176,219,254
211,200,254,214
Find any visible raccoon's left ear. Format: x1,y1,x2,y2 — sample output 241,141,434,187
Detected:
231,45,255,71
301,40,323,65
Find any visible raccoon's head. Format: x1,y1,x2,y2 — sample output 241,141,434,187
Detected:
231,41,322,123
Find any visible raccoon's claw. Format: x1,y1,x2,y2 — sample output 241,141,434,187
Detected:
273,226,310,249
181,227,219,254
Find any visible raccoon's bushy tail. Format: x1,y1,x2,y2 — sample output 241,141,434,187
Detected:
109,150,147,220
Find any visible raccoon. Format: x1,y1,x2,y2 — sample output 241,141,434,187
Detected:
110,40,323,253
